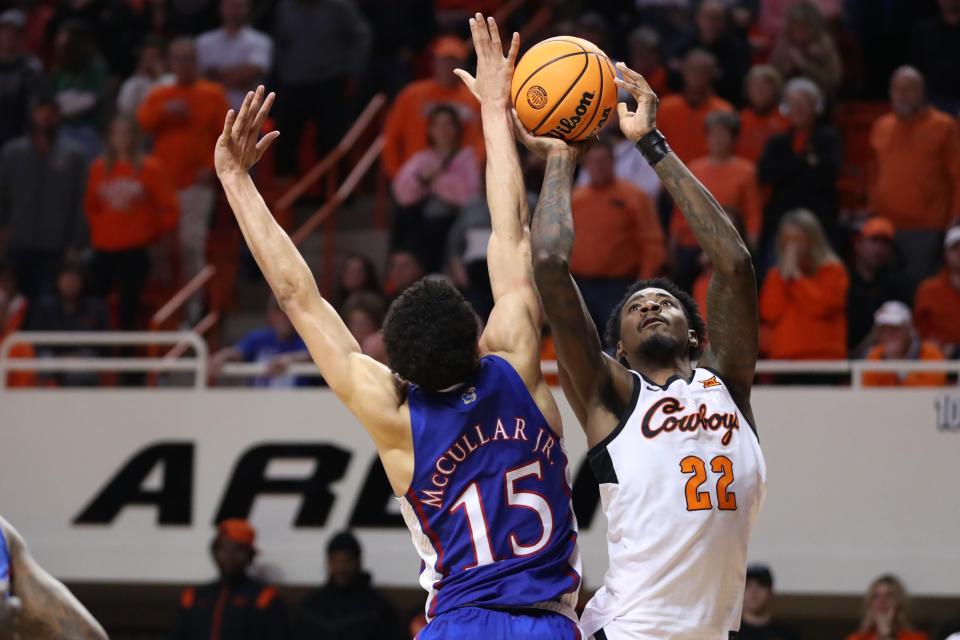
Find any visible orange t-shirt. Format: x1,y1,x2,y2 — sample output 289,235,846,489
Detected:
382,79,482,178
914,269,960,345
862,341,947,387
759,262,849,359
868,108,960,230
670,156,761,248
657,94,733,162
846,632,928,640
736,108,790,163
84,156,180,251
0,332,36,388
137,80,229,189
570,178,665,280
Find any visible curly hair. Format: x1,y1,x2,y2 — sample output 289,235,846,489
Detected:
604,277,707,361
382,278,479,391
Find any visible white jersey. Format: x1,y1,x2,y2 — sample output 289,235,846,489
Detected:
580,368,767,639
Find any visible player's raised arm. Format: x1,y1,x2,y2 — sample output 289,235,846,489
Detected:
615,62,759,412
514,117,635,442
215,88,404,438
1,517,107,639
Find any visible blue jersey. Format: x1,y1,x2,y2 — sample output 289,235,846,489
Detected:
399,355,580,621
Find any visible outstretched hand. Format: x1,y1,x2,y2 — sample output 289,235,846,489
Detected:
215,85,280,178
510,109,596,160
613,61,659,143
454,13,519,106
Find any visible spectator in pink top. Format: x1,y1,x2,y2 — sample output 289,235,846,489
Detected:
391,104,480,273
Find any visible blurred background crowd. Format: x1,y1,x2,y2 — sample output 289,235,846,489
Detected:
0,0,959,388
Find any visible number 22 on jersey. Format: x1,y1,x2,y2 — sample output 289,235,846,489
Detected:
680,455,737,511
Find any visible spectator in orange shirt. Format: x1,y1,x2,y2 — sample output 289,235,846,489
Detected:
571,139,665,334
914,226,960,358
0,287,36,388
862,301,946,388
760,209,848,360
626,27,670,99
846,575,928,640
868,66,960,284
137,37,228,323
85,117,179,330
381,36,481,178
648,48,733,163
671,110,761,290
737,65,789,163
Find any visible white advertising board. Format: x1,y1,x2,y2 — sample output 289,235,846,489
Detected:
0,388,958,596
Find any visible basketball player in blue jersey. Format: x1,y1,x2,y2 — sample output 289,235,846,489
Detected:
0,516,108,639
514,64,766,639
214,14,581,639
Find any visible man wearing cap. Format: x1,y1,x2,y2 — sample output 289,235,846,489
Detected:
847,217,915,357
739,565,799,640
913,226,960,359
382,35,482,178
862,301,946,388
0,9,45,149
869,66,960,283
292,531,402,640
172,519,288,640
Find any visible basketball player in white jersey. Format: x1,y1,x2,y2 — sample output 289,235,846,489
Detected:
513,63,766,639
0,516,108,639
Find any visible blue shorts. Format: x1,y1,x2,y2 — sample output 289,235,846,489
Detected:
418,606,581,640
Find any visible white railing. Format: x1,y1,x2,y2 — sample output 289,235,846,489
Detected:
1,331,958,390
0,331,208,390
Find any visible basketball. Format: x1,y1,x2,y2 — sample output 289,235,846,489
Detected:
511,36,618,142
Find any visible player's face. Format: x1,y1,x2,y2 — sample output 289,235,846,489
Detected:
618,288,691,363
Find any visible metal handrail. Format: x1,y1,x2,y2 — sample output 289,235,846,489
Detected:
149,265,217,330
0,331,209,390
291,136,385,245
274,93,387,212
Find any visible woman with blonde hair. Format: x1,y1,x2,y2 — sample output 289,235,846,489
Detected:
847,574,927,640
760,209,848,363
769,1,842,97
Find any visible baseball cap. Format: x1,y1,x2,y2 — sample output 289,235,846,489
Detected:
217,519,257,551
861,217,895,240
433,36,469,61
0,9,25,29
746,564,774,588
874,300,912,327
945,226,960,249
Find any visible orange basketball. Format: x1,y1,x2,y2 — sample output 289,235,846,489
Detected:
511,36,618,142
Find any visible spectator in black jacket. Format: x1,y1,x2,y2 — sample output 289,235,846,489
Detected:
0,10,46,148
173,520,288,640
846,217,915,356
910,0,960,114
758,76,842,269
668,0,750,106
0,94,88,298
293,531,403,640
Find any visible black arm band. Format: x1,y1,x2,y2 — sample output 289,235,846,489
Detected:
635,129,671,166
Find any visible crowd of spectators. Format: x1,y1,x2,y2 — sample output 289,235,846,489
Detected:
0,0,959,387
173,522,959,640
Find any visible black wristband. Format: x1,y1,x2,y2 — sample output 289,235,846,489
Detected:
635,129,671,166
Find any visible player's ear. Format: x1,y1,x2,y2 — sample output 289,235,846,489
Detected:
616,340,625,361
688,330,699,350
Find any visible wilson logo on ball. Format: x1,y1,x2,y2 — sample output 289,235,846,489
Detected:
545,90,595,139
526,86,548,109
